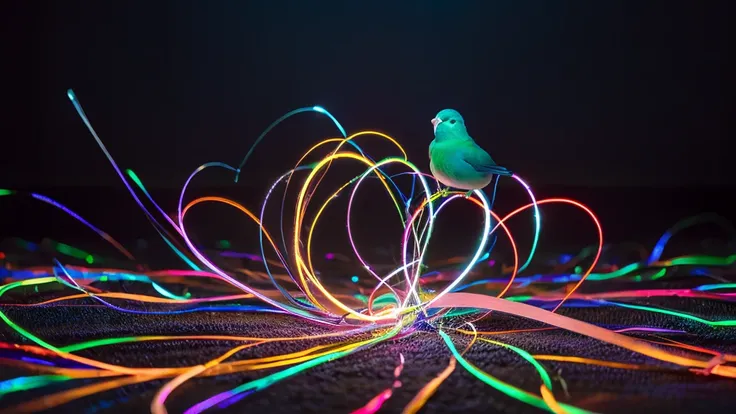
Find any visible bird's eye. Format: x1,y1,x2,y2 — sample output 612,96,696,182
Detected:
450,119,456,125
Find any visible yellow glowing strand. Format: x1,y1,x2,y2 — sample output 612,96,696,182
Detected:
293,151,402,321
292,130,412,314
306,157,432,310
330,130,408,160
402,358,457,414
305,170,402,301
283,137,349,299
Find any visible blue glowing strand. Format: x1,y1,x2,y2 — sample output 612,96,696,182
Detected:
234,106,348,183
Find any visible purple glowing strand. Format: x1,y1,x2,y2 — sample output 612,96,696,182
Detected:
174,162,339,324
28,193,135,261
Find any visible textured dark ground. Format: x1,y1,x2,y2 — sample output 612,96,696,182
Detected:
2,186,736,412
2,280,736,413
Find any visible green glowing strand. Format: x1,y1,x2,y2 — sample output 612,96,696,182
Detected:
444,308,480,318
151,282,191,300
439,331,594,414
584,254,736,282
126,169,202,271
1,277,190,354
55,241,95,263
669,254,736,266
607,301,736,327
697,283,736,291
0,189,14,196
59,336,145,353
0,375,71,397
195,325,401,411
586,262,641,281
505,295,533,302
478,337,552,390
650,268,667,280
0,278,63,352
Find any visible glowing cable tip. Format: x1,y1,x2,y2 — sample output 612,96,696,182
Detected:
66,89,76,101
312,106,327,114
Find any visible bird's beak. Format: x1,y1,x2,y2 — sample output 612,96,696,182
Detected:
431,117,442,133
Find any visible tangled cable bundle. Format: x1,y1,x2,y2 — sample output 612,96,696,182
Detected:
1,90,735,413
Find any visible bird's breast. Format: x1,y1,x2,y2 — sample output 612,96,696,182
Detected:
430,148,493,190
430,159,490,190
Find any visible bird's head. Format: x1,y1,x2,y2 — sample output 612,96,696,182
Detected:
431,109,469,141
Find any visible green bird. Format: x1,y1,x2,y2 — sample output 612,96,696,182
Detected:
429,109,512,196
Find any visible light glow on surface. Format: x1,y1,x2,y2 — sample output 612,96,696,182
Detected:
0,90,734,413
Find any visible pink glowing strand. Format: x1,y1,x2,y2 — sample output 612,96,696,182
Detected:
345,175,402,310
401,171,443,262
175,183,339,325
430,292,736,377
10,267,226,283
416,190,494,309
392,195,460,306
510,174,540,273
483,198,604,313
351,353,404,414
400,203,433,305
259,168,316,305
366,260,420,315
152,365,207,414
175,164,302,314
346,159,435,308
524,289,731,302
614,327,686,334
351,389,394,414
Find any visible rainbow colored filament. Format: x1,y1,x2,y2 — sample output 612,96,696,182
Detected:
0,90,734,413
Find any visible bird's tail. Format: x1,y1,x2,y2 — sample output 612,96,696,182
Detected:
480,165,513,177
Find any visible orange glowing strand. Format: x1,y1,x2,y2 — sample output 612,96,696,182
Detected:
531,355,656,371
540,385,569,414
643,336,736,362
0,375,162,414
465,194,519,298
181,196,313,310
401,358,457,414
151,341,267,414
430,292,736,378
491,198,603,311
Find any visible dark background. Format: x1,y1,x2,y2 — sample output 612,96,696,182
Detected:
3,1,733,188
1,1,734,256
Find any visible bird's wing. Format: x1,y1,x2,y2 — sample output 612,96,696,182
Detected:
460,141,512,176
